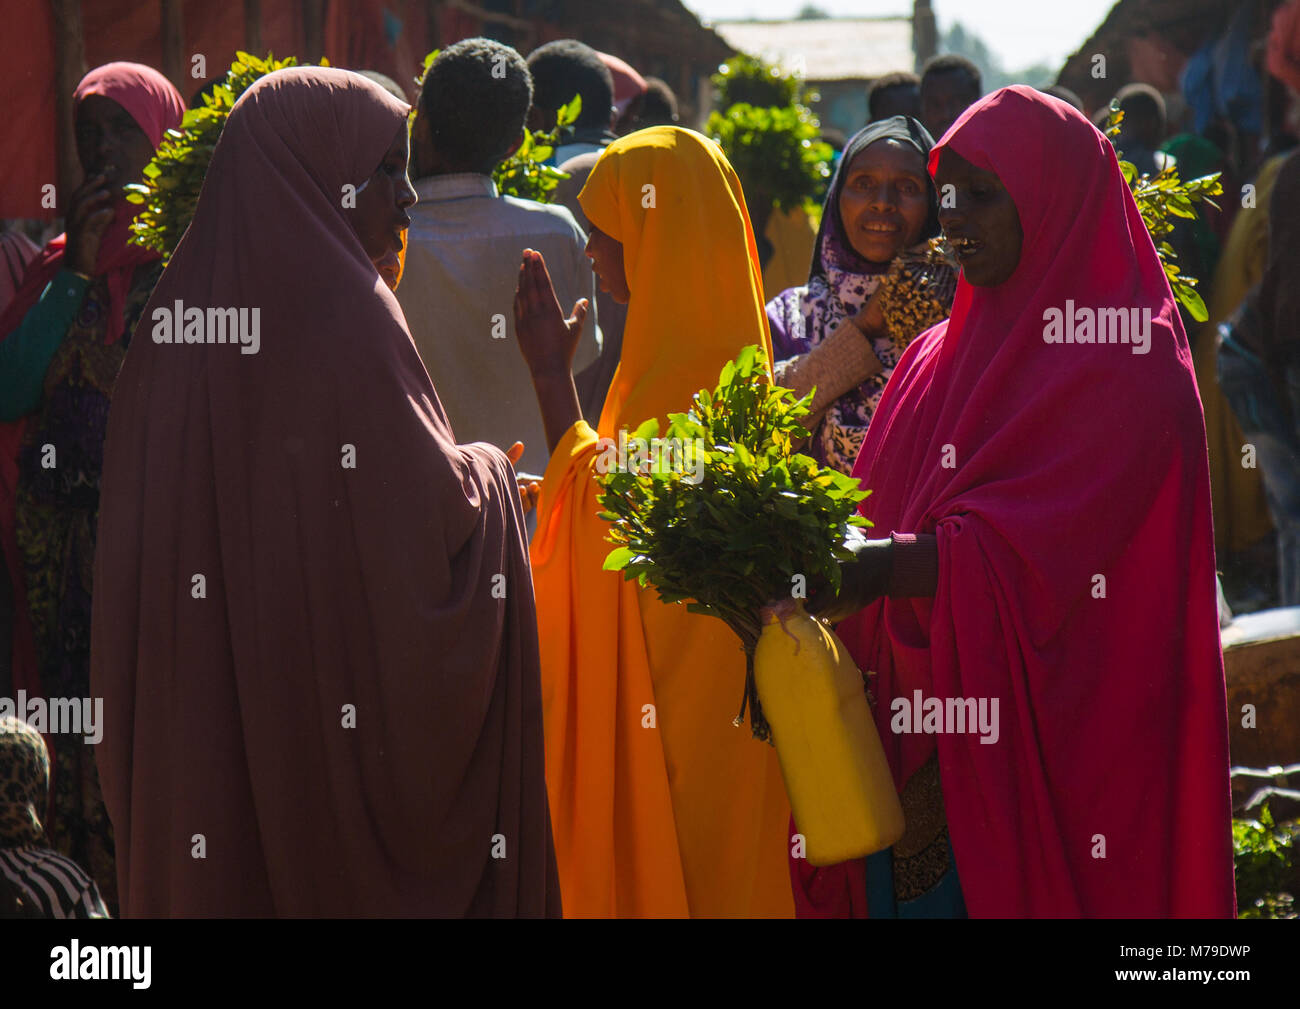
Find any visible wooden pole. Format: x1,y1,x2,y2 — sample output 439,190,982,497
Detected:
160,0,186,91
50,0,86,209
425,0,442,52
244,0,263,53
912,0,937,73
302,0,325,64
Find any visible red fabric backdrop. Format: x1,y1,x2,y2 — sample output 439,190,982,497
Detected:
0,0,473,220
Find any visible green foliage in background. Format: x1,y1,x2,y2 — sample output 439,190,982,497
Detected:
1233,803,1297,918
598,344,869,656
708,55,832,215
708,103,833,214
712,53,802,110
126,52,327,259
415,50,579,204
491,95,580,203
1103,103,1223,323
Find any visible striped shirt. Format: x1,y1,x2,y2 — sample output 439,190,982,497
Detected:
0,845,109,918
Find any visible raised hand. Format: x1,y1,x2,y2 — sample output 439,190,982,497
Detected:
65,172,117,276
513,248,588,381
851,285,886,337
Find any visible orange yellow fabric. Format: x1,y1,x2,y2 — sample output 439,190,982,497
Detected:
1192,156,1284,556
530,126,793,917
395,226,408,288
761,204,818,301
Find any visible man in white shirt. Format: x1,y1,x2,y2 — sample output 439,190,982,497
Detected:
399,38,600,476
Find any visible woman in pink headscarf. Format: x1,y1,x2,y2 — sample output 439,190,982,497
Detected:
0,62,184,914
801,86,1235,918
91,67,560,917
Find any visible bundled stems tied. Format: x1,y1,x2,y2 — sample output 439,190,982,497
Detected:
731,625,772,744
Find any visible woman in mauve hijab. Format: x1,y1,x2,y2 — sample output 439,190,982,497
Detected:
91,67,560,917
804,86,1235,918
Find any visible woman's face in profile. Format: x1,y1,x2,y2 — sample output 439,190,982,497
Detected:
933,146,1023,287
585,224,630,303
837,138,931,264
351,123,416,289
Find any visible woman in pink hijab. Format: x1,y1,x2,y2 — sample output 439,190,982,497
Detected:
0,62,184,915
802,86,1235,918
91,67,560,916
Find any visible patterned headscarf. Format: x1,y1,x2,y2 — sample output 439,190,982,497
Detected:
0,717,49,848
767,116,942,472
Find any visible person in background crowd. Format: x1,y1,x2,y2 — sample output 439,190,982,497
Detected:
356,69,408,103
400,39,600,478
91,67,560,917
527,39,617,165
554,158,625,422
820,126,847,161
1216,1,1300,607
1040,83,1084,112
0,62,185,916
634,77,680,129
513,127,794,918
1111,83,1171,176
768,116,955,475
868,71,922,122
598,52,647,135
0,717,109,918
919,54,981,139
800,87,1233,918
554,58,667,421
0,231,40,317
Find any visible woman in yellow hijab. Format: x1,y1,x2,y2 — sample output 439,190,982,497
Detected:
513,126,794,917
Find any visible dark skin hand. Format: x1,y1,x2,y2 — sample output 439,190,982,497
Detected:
513,248,588,455
503,441,540,512
68,95,154,275
806,533,896,623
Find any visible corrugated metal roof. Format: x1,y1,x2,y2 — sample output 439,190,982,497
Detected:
711,17,914,82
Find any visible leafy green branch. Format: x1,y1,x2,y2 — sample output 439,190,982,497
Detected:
1103,104,1223,322
126,52,327,260
707,55,832,216
598,344,870,653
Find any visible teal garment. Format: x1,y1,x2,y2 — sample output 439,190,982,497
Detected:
1160,133,1223,283
865,836,967,918
0,269,90,421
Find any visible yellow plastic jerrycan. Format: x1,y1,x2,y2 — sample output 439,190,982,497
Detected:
754,600,904,866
